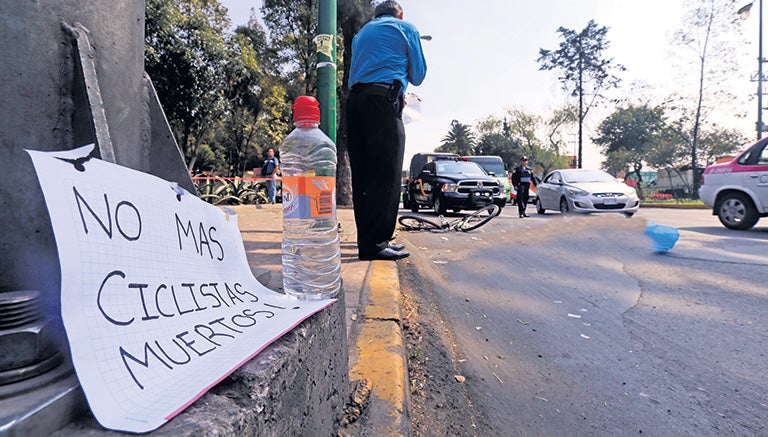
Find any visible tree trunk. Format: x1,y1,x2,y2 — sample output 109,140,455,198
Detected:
577,51,584,169
690,4,714,200
335,34,353,207
335,1,371,207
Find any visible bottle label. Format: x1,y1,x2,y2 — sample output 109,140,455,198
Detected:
282,176,336,219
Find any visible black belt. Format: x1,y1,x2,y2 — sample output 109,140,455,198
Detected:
350,81,404,106
352,82,395,91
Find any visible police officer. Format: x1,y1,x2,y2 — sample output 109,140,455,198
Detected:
511,156,536,218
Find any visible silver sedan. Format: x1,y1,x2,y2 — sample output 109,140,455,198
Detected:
536,169,640,217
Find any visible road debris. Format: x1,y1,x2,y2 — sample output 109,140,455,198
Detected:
492,373,504,384
516,319,529,325
580,334,590,339
454,375,466,383
433,260,449,265
567,313,582,319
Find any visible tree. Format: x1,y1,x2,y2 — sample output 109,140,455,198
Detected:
473,111,570,175
545,104,578,153
538,20,624,169
698,126,746,166
336,0,375,206
436,120,476,155
593,104,668,184
672,0,744,197
261,0,319,97
218,24,268,176
145,0,231,171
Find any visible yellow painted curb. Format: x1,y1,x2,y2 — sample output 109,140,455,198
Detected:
349,260,409,436
363,260,401,321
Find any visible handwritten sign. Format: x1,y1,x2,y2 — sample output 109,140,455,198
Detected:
26,145,334,433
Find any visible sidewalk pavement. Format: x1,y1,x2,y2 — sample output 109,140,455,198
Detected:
231,204,409,436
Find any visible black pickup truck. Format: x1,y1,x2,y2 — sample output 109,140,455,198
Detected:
402,156,505,215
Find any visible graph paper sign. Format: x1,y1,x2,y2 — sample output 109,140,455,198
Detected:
26,145,335,433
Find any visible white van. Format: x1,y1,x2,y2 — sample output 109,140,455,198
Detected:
463,156,511,201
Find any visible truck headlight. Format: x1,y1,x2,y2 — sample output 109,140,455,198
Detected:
442,183,459,193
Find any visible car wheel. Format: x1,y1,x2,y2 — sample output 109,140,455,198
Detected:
623,212,635,218
559,197,569,214
536,198,545,215
433,195,447,215
716,192,759,230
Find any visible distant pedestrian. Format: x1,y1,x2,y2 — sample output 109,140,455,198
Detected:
262,148,280,204
346,0,427,261
511,156,536,218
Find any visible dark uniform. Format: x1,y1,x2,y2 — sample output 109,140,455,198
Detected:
346,1,426,260
511,158,536,218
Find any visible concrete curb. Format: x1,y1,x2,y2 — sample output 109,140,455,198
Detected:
349,260,410,436
640,203,709,209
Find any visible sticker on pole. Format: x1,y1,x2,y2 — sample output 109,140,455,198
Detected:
26,145,335,433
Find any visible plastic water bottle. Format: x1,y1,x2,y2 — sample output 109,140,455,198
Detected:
281,96,341,300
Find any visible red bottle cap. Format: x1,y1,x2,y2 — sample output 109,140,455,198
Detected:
293,96,321,123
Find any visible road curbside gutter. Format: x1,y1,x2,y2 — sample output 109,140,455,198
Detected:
349,260,410,436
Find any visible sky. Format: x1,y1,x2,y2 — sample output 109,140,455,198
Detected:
219,0,760,170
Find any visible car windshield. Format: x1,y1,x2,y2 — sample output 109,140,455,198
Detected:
562,170,616,183
477,162,505,175
436,161,486,176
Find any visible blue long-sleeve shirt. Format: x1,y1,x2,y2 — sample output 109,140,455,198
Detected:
348,15,427,93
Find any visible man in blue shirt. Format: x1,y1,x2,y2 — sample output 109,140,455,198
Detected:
262,148,280,204
347,0,427,261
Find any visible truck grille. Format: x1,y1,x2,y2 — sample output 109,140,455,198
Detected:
457,180,500,194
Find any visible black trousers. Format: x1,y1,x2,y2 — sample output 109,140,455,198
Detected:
517,183,530,216
346,86,405,257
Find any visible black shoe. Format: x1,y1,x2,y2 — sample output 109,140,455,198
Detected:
388,242,406,251
359,247,410,261
523,213,529,217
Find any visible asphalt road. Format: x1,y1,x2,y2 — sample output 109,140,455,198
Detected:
399,206,768,436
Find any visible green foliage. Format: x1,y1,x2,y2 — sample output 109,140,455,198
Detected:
261,0,319,96
145,0,231,171
195,143,227,173
195,177,267,205
436,120,476,155
454,109,571,177
698,126,746,166
594,104,669,182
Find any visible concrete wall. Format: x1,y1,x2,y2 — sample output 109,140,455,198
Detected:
0,0,191,338
52,298,348,436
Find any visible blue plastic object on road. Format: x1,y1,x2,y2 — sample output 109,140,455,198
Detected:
644,222,680,253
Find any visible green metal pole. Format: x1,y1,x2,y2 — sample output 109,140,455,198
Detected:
317,0,337,143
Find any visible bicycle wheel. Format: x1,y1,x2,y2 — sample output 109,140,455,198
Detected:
398,214,443,231
456,204,499,232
